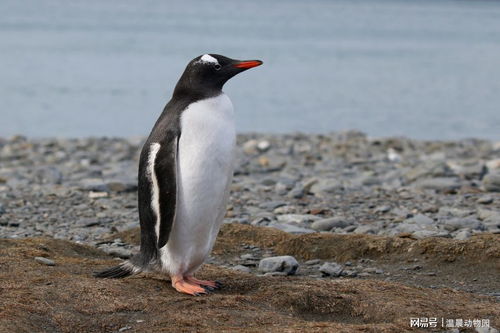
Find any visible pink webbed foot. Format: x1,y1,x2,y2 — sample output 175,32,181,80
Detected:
171,275,208,296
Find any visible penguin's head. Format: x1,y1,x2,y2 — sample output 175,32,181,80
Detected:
174,54,263,96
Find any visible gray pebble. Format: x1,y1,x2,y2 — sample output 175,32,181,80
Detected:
34,256,55,266
311,217,350,231
258,256,299,275
319,262,343,277
232,265,251,273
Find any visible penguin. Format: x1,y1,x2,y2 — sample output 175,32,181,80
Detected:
94,54,262,295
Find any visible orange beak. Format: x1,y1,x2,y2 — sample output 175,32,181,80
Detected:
233,60,263,69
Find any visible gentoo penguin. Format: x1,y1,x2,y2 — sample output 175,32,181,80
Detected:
95,54,262,295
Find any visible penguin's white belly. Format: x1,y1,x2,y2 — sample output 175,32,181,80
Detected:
160,93,235,275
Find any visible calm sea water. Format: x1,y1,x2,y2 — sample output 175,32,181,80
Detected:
1,0,500,140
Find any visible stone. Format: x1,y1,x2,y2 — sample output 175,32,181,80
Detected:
309,178,343,195
276,214,319,224
353,225,377,234
101,246,133,259
454,229,472,240
477,196,493,205
34,166,63,184
259,201,286,210
0,203,5,215
258,256,299,275
413,177,461,191
34,257,55,266
482,173,500,192
88,191,108,199
319,262,343,277
232,265,251,273
257,140,271,152
311,217,350,231
305,259,321,265
267,223,315,234
242,139,259,155
78,178,108,192
441,218,483,232
374,205,391,213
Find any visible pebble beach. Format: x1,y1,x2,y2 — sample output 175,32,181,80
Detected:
1,131,499,267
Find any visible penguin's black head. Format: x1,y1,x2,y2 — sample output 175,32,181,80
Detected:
173,54,262,97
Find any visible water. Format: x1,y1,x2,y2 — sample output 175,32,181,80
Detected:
1,0,500,140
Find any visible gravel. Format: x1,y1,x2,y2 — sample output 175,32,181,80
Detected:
1,132,499,257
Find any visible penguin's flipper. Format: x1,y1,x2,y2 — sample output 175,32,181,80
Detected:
154,135,179,249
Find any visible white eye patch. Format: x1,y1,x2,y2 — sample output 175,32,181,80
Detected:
198,54,219,65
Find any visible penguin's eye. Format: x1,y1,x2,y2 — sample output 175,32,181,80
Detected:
214,64,221,71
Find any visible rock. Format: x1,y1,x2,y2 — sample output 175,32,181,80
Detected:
309,179,343,195
107,180,137,193
482,173,500,192
258,256,299,275
374,205,391,214
257,140,271,152
100,246,133,259
319,262,343,277
242,139,258,155
267,223,315,234
438,207,474,218
441,218,483,232
406,214,434,225
232,265,251,273
413,177,461,191
353,225,378,234
88,191,108,199
311,217,350,231
34,166,63,184
34,257,55,266
76,218,100,228
276,214,319,224
477,196,493,205
405,161,453,182
412,230,449,239
78,178,108,192
259,201,286,210
305,259,321,265
454,229,472,240
477,209,500,222
0,203,5,215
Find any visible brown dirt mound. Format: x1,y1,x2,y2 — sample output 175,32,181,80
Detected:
1,230,499,332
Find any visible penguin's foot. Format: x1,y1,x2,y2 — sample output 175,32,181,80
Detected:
185,276,222,290
171,275,207,296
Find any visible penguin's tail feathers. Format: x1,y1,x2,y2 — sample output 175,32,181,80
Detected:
93,261,141,279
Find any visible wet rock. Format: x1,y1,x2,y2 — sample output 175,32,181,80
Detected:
319,262,343,277
258,256,299,275
311,217,350,231
34,257,55,266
